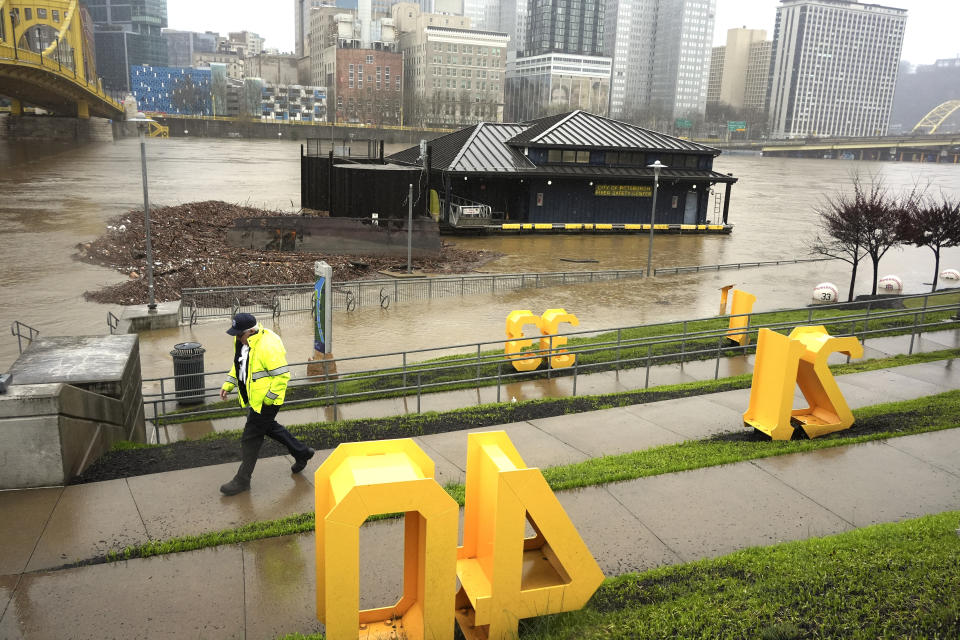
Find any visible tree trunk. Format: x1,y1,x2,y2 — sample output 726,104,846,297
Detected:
870,255,880,295
847,258,859,302
932,247,941,292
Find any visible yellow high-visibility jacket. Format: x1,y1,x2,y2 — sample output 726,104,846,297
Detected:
221,324,290,413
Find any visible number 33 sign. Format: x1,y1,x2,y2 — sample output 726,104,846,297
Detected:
315,432,604,640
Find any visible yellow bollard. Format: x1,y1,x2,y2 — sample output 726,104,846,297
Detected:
744,326,863,440
314,439,459,640
505,310,544,372
726,289,757,346
539,308,580,369
455,432,605,640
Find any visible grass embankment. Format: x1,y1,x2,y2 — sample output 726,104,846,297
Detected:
279,511,960,640
100,389,960,565
173,295,960,424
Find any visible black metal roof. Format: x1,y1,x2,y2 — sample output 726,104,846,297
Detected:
507,110,720,153
387,111,733,181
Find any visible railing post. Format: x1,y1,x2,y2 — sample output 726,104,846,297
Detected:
572,358,578,396
333,379,339,421
680,320,688,365
644,345,651,389
417,373,422,413
402,352,407,388
476,344,482,383
715,336,723,379
496,363,502,403
616,328,622,371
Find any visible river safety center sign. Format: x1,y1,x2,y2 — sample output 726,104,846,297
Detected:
595,184,652,197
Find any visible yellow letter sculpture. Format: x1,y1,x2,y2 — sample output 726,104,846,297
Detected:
314,439,459,640
726,289,757,346
744,326,864,440
455,432,605,640
505,310,544,372
539,308,580,369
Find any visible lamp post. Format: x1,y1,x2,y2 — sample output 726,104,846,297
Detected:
645,160,667,278
128,112,158,312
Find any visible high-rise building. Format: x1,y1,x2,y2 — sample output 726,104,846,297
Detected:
743,39,770,114
706,28,765,112
80,0,169,92
606,0,714,121
768,0,907,139
162,29,217,68
706,46,724,106
393,2,507,126
296,0,327,57
483,0,526,55
524,0,603,57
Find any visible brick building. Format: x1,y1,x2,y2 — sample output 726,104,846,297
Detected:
329,47,403,125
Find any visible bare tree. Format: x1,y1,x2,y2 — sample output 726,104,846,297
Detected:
812,174,916,299
899,193,960,292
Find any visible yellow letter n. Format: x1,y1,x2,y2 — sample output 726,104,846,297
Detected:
314,439,459,640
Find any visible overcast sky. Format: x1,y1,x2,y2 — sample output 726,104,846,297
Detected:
166,0,959,66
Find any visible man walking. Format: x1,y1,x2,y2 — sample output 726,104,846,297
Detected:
219,313,314,496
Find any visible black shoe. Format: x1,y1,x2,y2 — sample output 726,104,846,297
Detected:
291,448,315,474
220,477,250,496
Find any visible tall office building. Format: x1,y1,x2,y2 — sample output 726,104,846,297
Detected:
162,29,217,68
606,0,714,121
483,0,526,54
768,0,906,139
81,0,169,92
524,0,603,57
296,0,327,57
706,28,766,112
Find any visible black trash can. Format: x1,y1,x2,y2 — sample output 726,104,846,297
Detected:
170,342,206,405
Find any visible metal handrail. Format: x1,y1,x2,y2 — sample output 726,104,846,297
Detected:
145,290,960,435
10,321,40,354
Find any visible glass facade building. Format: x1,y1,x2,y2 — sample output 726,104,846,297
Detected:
81,0,169,92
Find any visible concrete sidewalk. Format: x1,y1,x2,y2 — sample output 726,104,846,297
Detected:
154,329,960,443
1,428,959,639
0,356,959,638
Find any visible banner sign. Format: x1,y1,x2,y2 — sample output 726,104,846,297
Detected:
595,184,653,197
313,276,327,353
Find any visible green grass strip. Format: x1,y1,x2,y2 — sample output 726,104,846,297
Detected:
97,389,960,566
170,301,960,423
277,510,960,640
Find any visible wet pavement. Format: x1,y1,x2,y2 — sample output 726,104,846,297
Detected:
0,358,958,638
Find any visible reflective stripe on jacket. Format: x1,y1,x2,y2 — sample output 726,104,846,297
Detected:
220,324,290,413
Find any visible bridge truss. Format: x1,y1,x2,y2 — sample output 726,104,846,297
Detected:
912,100,960,135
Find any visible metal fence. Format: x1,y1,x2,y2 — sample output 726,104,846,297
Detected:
146,289,960,441
654,257,833,275
179,269,647,324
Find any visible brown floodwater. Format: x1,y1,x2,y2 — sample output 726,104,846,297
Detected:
2,137,960,379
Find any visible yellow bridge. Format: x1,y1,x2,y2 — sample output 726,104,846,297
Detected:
0,0,123,119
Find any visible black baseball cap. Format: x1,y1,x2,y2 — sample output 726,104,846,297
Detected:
226,313,257,336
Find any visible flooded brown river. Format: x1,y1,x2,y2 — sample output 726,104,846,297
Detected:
2,136,960,377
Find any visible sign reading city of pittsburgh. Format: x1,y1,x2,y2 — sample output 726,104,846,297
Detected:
594,184,653,197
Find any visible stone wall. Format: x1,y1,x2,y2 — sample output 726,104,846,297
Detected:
0,335,145,488
0,115,114,142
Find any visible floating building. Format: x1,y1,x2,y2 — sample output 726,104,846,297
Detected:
387,110,737,232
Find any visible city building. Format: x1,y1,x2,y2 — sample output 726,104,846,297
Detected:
387,110,737,228
743,39,770,114
504,54,610,121
482,0,526,55
80,0,169,92
767,0,907,139
130,64,211,115
524,0,603,58
506,0,609,120
706,28,766,112
296,0,327,57
162,29,217,67
606,0,715,122
314,12,403,125
393,3,507,126
224,31,265,57
192,51,244,80
261,84,328,121
246,53,300,85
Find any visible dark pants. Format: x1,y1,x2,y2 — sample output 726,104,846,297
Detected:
236,404,310,482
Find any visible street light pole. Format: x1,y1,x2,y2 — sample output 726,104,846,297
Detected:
645,160,666,278
130,112,158,311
